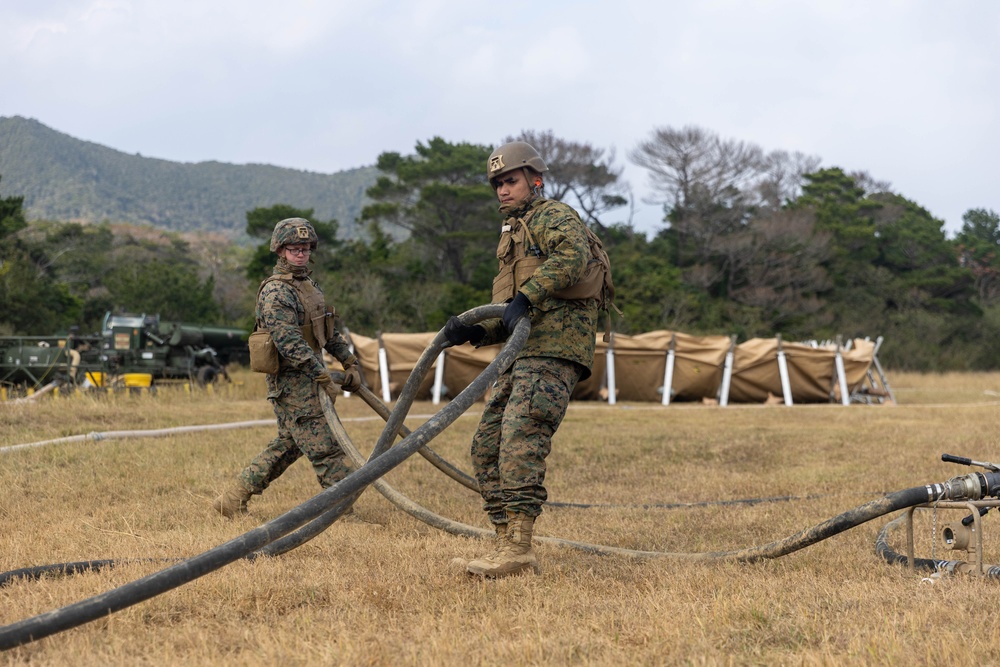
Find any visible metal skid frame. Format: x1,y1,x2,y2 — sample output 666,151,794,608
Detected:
903,499,1000,576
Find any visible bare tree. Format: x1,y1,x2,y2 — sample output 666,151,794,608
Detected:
628,125,766,219
755,150,822,210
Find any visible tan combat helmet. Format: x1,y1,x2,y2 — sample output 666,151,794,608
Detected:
270,217,318,252
487,141,548,185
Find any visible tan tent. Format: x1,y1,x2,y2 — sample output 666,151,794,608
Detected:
344,330,892,406
349,332,437,400
729,338,877,403
597,331,733,402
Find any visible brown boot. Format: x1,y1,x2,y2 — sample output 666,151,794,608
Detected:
450,522,507,571
213,480,251,518
467,513,539,577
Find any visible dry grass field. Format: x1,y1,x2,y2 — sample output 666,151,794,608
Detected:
2,369,1000,665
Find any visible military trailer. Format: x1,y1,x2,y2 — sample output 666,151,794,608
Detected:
0,335,88,389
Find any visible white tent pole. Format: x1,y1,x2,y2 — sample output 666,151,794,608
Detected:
776,334,793,406
834,335,850,406
606,333,617,406
719,335,736,407
661,333,676,406
376,332,391,403
432,350,446,405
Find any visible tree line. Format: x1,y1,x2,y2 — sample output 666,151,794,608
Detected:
2,126,998,371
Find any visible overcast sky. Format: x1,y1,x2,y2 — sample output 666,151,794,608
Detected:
2,1,997,237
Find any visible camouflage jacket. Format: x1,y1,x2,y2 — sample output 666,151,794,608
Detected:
478,197,599,379
257,267,353,394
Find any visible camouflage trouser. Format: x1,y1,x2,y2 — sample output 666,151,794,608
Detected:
239,380,352,495
471,356,581,524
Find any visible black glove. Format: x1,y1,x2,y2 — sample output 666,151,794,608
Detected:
443,316,485,346
502,292,531,333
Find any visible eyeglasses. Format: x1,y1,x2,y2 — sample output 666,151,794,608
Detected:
285,246,311,256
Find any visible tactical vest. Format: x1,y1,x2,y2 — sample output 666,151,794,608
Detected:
256,273,335,354
492,208,616,311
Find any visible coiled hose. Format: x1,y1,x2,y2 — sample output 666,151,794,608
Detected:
875,508,1000,579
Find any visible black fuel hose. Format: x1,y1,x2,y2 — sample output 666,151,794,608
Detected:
874,502,1000,578
357,383,479,490
0,560,167,588
311,341,1000,566
251,305,507,558
0,306,525,651
7,305,1000,650
874,513,958,574
336,434,998,562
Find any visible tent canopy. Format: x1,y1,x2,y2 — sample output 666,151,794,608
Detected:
343,330,889,406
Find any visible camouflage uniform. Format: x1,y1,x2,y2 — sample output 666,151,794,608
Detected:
238,261,356,495
472,197,599,522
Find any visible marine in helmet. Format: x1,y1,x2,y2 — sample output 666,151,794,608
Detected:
444,141,602,577
213,217,369,522
269,216,320,253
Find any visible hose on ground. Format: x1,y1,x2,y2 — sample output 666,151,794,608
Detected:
0,421,276,455
0,560,176,588
251,304,511,558
875,509,1000,578
330,406,983,561
5,303,1000,649
0,305,525,651
875,513,953,573
312,342,991,563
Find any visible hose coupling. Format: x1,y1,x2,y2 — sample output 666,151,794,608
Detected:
931,473,989,501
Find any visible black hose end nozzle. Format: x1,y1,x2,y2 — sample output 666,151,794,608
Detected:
942,453,973,467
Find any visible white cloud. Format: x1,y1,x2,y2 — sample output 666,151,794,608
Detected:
1,0,997,234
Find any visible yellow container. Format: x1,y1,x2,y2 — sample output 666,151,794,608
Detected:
86,371,105,387
123,373,153,388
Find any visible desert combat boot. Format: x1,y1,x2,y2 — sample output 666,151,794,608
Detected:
213,479,252,518
450,522,508,571
466,513,539,577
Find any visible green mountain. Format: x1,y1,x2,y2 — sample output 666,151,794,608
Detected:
0,115,378,241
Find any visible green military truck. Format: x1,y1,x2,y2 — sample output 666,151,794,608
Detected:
0,312,247,393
